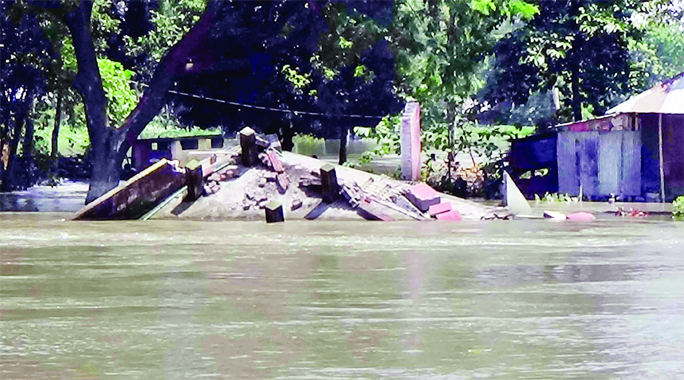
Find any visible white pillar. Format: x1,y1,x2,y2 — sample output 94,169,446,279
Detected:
400,102,421,181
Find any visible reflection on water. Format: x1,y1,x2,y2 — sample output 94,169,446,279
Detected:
2,215,684,379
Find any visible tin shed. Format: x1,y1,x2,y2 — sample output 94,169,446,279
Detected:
509,73,684,201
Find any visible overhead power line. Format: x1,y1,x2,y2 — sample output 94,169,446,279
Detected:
132,81,386,120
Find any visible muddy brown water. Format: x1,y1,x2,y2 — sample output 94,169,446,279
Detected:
2,211,684,379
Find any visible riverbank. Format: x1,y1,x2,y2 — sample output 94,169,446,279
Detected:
0,178,675,219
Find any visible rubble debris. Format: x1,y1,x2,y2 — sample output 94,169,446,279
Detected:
436,209,462,221
266,150,285,172
299,176,321,187
276,173,290,193
79,127,505,221
291,197,303,210
203,181,220,195
265,134,281,150
404,183,440,212
615,207,648,217
357,197,395,221
428,202,452,217
390,192,424,215
543,211,567,219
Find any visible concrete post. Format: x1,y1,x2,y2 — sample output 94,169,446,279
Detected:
400,102,421,181
321,164,339,203
265,200,284,223
184,159,203,201
239,127,258,167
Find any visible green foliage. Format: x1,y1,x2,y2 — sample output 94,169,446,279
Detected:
483,0,643,122
674,196,684,218
353,115,402,164
32,96,90,157
91,0,121,54
385,0,538,177
644,23,684,78
97,58,137,125
282,64,312,93
124,0,206,73
139,111,220,139
534,192,580,203
292,134,327,157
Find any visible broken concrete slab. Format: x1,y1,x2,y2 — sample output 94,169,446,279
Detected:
73,159,186,220
405,183,441,212
436,209,462,221
543,210,567,219
503,171,533,215
429,202,452,217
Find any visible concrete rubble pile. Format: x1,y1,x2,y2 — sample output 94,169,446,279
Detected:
74,127,509,222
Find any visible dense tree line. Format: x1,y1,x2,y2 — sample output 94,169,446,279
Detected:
1,0,682,201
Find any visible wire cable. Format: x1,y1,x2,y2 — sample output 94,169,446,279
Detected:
132,81,386,120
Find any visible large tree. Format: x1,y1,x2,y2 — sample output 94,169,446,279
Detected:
1,0,51,191
12,0,401,201
165,1,402,164
18,0,324,203
482,0,654,123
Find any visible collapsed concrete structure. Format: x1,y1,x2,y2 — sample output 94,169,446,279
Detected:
74,128,509,222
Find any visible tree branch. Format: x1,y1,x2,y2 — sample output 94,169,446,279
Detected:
119,1,221,153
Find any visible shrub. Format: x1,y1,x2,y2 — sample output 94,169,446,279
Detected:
673,196,684,218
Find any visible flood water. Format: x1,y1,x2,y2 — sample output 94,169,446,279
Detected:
2,213,684,379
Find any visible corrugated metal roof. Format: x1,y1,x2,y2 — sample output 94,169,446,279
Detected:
607,72,684,114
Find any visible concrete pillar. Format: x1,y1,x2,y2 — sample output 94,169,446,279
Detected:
265,200,284,223
239,127,259,166
185,159,203,201
400,102,421,181
320,164,339,203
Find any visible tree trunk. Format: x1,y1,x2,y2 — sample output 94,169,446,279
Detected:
338,124,348,165
571,69,582,121
281,122,294,151
23,112,35,160
50,91,63,175
63,1,119,203
63,0,222,203
0,112,25,192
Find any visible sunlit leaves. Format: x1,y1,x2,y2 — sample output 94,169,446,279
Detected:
470,0,496,15
124,0,206,68
502,0,538,19
97,58,137,126
281,64,311,93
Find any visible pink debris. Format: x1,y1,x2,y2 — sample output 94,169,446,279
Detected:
567,212,596,221
410,183,438,198
429,202,452,217
406,183,440,212
436,209,462,221
266,150,285,173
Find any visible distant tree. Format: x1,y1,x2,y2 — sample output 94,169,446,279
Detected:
482,0,649,123
1,1,50,191
7,0,402,201
166,0,402,164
